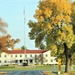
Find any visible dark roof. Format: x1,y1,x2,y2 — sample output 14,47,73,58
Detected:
8,50,48,54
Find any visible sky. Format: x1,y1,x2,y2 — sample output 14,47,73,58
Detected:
0,0,75,50
0,0,39,50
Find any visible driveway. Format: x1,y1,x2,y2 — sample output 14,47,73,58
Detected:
1,70,44,75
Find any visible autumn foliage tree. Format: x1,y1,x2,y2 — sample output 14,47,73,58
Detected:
28,0,75,73
0,35,10,52
0,35,20,52
7,38,20,50
0,18,8,34
0,18,20,51
0,18,8,52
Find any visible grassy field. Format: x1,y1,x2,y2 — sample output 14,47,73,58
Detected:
0,65,75,75
0,65,54,70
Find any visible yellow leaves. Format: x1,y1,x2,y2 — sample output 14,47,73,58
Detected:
64,24,73,34
56,15,71,24
64,15,71,22
47,23,52,30
57,30,66,41
34,0,71,24
44,7,52,18
56,15,62,21
38,16,44,22
56,0,71,15
66,34,75,48
34,10,44,22
72,2,75,14
49,0,56,3
50,44,57,54
29,0,75,51
61,32,66,40
36,10,42,16
51,17,55,21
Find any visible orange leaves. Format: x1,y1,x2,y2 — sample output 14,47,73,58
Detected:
0,35,20,51
0,35,10,52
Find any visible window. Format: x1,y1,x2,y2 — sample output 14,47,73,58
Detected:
25,54,27,57
46,60,48,62
5,60,7,63
30,59,33,64
4,55,6,57
30,55,32,57
45,54,48,57
51,59,53,62
20,60,22,63
15,55,17,57
20,55,22,57
15,60,18,63
11,55,13,57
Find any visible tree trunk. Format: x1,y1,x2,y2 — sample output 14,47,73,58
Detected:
64,43,69,73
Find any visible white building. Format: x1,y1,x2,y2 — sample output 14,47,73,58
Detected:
0,50,58,66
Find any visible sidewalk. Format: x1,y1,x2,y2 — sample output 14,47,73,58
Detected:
0,72,7,74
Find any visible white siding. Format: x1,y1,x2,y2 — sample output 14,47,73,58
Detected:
0,50,58,66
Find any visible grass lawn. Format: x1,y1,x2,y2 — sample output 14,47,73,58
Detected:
0,65,75,75
0,65,55,75
0,65,54,70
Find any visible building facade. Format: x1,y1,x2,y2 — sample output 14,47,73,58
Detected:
0,50,58,66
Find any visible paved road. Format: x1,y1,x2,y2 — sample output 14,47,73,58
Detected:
1,71,44,75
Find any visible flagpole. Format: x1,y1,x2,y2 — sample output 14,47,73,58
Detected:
24,8,26,62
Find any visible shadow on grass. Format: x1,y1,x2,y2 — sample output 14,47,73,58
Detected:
52,71,58,74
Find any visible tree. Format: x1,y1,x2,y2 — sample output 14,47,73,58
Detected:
28,0,75,73
71,1,75,34
21,45,27,50
7,38,20,50
0,35,20,52
35,54,46,64
0,35,11,52
38,43,46,49
0,18,8,34
66,1,75,68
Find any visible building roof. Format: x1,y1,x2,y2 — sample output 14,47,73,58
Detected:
8,50,48,54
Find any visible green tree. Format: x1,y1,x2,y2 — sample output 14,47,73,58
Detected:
38,43,46,49
28,0,75,73
21,45,27,50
